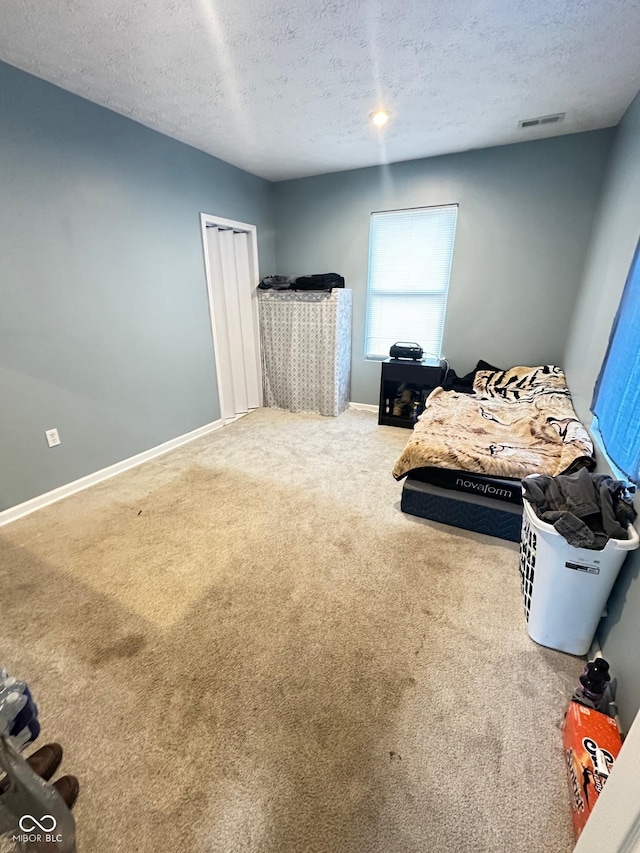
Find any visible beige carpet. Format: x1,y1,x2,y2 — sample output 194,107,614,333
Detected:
0,408,582,852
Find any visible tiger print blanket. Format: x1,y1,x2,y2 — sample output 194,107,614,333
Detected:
392,365,595,481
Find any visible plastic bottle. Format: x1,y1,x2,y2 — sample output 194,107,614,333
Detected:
0,670,40,750
580,659,611,702
572,658,611,711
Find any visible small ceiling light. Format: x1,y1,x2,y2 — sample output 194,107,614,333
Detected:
369,109,390,127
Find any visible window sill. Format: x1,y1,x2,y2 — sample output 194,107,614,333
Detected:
365,355,443,365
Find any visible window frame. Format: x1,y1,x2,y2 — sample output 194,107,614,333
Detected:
363,203,458,362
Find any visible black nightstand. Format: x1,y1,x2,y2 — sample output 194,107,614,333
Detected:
378,359,446,428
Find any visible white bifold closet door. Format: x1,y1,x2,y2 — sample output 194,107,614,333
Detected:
206,227,261,422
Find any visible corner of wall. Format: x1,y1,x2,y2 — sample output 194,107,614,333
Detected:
559,88,640,731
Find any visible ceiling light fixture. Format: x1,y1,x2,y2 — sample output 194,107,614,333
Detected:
369,109,390,127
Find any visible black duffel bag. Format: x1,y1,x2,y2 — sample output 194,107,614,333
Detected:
292,273,345,291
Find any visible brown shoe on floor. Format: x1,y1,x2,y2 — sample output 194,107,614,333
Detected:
53,774,79,810
25,743,64,782
0,742,64,793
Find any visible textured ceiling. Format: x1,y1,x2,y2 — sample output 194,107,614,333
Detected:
2,0,640,180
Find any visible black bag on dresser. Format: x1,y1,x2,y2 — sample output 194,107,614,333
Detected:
292,273,345,291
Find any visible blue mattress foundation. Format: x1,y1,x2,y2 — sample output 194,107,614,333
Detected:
401,477,523,542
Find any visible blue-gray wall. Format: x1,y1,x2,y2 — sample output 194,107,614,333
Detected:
3,53,640,728
564,92,640,733
273,132,613,405
0,61,275,511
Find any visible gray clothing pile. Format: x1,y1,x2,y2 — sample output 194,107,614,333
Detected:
522,468,636,550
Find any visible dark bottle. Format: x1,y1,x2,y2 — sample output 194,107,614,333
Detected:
577,658,611,708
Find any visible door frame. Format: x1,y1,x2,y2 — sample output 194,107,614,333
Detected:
199,212,263,423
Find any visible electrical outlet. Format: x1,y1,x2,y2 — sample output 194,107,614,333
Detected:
45,428,61,448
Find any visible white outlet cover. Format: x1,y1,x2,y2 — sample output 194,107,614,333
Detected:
45,428,60,447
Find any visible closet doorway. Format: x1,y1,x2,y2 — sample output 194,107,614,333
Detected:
200,213,262,424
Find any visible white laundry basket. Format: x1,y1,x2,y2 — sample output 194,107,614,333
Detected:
519,498,639,655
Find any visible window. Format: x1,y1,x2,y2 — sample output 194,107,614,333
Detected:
592,236,640,482
364,204,458,360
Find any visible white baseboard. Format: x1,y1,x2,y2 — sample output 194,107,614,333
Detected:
588,635,603,662
0,418,225,527
349,402,379,413
224,409,251,425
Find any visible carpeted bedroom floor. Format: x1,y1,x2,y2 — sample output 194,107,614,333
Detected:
0,407,582,852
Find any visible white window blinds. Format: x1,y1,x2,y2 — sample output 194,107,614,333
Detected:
365,204,458,359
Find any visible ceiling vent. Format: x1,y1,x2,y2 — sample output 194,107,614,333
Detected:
518,112,565,129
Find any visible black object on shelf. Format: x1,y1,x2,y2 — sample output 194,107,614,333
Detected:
378,358,446,428
389,341,424,361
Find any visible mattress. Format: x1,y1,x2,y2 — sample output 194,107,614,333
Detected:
393,364,595,481
401,478,523,542
408,466,522,506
